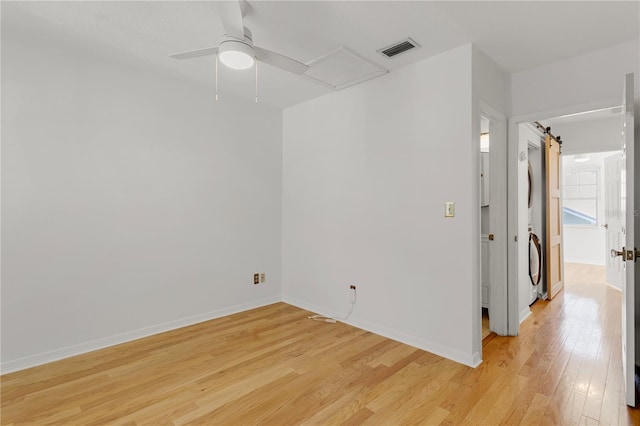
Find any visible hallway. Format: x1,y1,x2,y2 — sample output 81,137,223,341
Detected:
478,261,639,424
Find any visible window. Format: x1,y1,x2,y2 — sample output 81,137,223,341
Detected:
563,169,598,226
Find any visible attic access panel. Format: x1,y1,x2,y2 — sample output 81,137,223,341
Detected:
303,46,387,91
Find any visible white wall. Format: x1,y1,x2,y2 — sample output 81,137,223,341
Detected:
563,227,605,266
552,115,623,155
472,47,510,115
282,45,479,366
1,24,283,372
511,39,640,117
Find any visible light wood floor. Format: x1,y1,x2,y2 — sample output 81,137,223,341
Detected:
564,262,607,286
2,265,639,425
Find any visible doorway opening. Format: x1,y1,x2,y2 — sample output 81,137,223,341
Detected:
512,107,624,326
507,74,637,407
478,107,508,342
480,116,492,340
476,106,508,342
562,150,622,289
542,108,624,293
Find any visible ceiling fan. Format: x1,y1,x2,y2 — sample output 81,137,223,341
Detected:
169,0,308,75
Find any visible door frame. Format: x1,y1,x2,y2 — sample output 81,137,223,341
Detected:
507,98,620,335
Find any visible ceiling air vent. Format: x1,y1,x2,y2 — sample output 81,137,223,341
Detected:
377,38,420,58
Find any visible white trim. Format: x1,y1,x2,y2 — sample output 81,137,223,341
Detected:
0,296,281,374
3,292,484,374
519,307,532,324
564,258,606,267
604,281,622,292
283,296,481,368
507,117,521,335
516,98,620,125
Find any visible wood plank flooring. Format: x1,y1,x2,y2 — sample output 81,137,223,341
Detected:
2,264,639,425
564,262,606,286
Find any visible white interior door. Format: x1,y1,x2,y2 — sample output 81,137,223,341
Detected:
614,73,636,407
604,154,623,289
487,111,508,336
480,105,508,337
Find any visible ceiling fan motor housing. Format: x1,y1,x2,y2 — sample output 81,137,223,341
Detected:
219,36,255,69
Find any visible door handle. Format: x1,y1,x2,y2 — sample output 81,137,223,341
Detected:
611,247,625,258
488,234,495,241
602,224,609,229
611,247,640,262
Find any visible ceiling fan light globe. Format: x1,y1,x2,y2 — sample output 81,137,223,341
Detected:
219,40,255,70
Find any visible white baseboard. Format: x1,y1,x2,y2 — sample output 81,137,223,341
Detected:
471,351,482,368
519,307,532,324
3,294,482,374
564,259,606,266
282,296,480,368
604,281,622,292
1,296,280,374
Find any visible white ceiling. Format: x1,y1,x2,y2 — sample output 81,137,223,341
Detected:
563,150,620,168
3,1,639,108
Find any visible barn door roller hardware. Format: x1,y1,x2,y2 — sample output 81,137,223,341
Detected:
534,121,562,145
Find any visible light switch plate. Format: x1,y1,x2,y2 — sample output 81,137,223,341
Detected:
445,201,455,217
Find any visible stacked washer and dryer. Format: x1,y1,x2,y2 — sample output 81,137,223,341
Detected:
527,132,545,305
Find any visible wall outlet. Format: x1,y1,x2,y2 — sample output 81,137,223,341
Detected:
260,273,265,283
253,273,259,285
349,285,356,303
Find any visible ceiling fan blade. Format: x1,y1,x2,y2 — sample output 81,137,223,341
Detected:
170,47,219,60
254,47,309,75
216,0,245,40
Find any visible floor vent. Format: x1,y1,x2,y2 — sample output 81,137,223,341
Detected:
377,38,420,58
